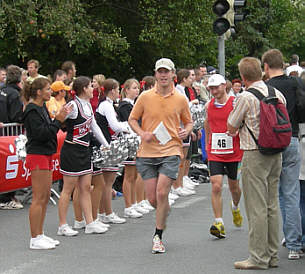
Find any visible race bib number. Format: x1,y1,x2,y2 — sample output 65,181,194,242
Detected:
211,133,233,154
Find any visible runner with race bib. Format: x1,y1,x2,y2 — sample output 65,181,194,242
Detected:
204,74,243,239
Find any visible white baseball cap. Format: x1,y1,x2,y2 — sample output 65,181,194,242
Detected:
155,58,175,71
207,74,226,87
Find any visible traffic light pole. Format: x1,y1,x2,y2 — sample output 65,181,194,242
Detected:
218,34,225,77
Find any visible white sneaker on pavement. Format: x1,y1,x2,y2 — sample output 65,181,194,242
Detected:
74,219,86,229
85,220,108,234
41,234,60,246
182,180,196,190
183,175,200,186
103,212,126,224
57,224,79,236
133,203,149,214
169,199,175,206
182,187,196,195
96,217,110,228
168,192,179,201
139,200,154,211
30,235,55,250
124,207,143,218
171,187,195,196
143,200,155,211
97,214,111,228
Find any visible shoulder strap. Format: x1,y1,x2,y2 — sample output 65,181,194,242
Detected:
247,85,276,100
247,88,264,101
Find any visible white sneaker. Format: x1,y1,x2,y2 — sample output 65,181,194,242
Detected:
124,207,143,218
30,235,55,250
74,219,86,229
41,234,60,246
133,203,149,214
182,187,196,195
143,200,155,211
57,224,78,236
168,192,179,201
183,175,200,186
171,187,195,196
103,212,126,224
182,180,195,190
288,249,300,260
138,200,154,211
169,199,175,206
85,220,108,234
190,163,208,169
96,215,110,228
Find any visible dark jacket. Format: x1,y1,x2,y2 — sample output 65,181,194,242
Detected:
22,103,61,155
0,84,23,123
117,101,133,122
267,75,299,137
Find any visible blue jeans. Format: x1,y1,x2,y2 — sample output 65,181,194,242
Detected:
279,137,302,250
300,180,305,248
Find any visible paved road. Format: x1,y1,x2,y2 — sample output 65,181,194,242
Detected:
0,182,304,274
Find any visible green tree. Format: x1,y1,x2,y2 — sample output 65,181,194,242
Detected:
0,0,304,80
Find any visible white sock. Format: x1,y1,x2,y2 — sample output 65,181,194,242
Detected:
215,218,224,224
232,200,238,210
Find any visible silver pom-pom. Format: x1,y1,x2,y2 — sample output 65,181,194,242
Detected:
15,134,27,161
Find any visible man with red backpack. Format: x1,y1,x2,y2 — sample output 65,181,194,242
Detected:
227,57,286,270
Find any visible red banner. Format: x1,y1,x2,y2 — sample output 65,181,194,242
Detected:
0,131,66,193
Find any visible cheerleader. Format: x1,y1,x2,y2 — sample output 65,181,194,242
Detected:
73,135,110,230
118,79,150,217
90,74,105,114
23,77,71,249
95,78,129,224
57,76,110,236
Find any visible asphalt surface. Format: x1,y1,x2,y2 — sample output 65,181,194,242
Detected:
0,181,304,274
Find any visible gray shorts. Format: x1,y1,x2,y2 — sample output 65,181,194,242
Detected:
136,156,181,180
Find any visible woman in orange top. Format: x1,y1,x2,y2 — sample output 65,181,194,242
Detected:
46,81,70,119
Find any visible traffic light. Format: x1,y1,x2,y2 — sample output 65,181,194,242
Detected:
212,0,247,37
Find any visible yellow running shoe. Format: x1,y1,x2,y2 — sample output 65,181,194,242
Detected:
231,203,243,227
210,222,226,239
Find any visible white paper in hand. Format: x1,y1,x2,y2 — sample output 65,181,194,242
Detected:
153,121,172,145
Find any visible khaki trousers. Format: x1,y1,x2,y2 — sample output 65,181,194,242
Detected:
242,150,282,268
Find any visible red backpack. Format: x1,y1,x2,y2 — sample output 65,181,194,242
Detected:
246,85,292,155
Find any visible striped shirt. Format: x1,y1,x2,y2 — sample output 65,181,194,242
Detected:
227,80,286,150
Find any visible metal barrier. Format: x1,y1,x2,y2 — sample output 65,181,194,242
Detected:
0,123,25,136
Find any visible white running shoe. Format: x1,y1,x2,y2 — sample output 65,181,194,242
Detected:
171,187,195,196
168,192,179,201
133,203,149,214
182,180,196,190
96,216,110,228
169,199,175,206
143,200,155,211
182,187,196,195
30,235,55,250
57,224,78,236
124,207,143,218
85,220,108,234
138,200,154,211
41,234,60,246
74,219,86,229
103,212,126,224
97,214,111,228
183,176,199,186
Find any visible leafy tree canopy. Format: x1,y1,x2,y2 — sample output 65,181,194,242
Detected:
0,0,304,81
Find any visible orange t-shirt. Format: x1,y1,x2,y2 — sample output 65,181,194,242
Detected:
129,87,192,158
46,96,66,119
